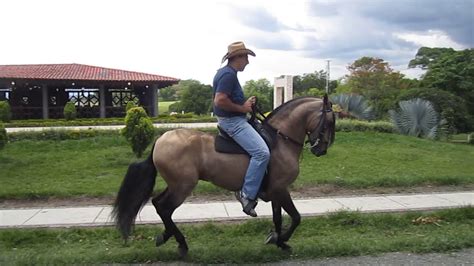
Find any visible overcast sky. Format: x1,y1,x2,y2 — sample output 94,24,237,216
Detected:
1,0,472,85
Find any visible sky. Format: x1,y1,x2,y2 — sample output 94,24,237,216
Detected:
1,0,472,86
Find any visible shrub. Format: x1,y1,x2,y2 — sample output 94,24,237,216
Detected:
121,107,155,158
63,102,77,120
125,101,137,112
336,120,394,133
0,101,12,122
0,123,7,150
389,98,439,139
168,101,183,113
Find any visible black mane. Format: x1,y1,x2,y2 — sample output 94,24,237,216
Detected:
264,96,319,123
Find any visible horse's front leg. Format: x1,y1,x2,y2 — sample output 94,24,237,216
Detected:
268,189,301,251
266,200,282,245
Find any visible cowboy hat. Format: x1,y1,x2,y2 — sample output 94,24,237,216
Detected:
221,41,256,63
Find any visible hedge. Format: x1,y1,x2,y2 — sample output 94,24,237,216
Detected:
6,120,395,142
4,116,217,128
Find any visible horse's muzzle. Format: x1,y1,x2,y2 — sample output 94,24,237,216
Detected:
311,147,327,157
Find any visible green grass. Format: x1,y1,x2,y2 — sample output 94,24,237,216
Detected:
158,101,176,114
0,208,473,264
0,132,473,200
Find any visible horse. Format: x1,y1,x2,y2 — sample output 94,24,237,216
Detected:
112,95,336,257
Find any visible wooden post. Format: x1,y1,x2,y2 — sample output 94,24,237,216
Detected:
151,84,158,117
42,84,49,119
99,85,106,118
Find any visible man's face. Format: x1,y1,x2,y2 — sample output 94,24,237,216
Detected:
236,54,249,71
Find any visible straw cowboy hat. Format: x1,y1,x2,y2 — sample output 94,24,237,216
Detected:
221,41,256,63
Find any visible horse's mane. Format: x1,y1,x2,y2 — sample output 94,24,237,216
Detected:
264,96,320,123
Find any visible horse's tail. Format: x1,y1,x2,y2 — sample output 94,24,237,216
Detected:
112,144,157,240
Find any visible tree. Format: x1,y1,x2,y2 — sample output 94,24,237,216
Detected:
0,122,7,150
125,101,137,112
121,107,155,158
293,70,337,95
346,57,412,118
330,94,374,120
179,80,213,115
407,47,474,132
398,87,472,133
419,48,474,117
159,86,179,101
63,102,77,120
408,47,456,69
389,98,439,139
0,101,11,122
243,79,273,112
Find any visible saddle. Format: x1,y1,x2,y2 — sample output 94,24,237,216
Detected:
214,114,276,155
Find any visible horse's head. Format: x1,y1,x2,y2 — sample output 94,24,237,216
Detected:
307,95,336,157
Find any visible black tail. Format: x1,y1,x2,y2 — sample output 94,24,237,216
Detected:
112,145,157,240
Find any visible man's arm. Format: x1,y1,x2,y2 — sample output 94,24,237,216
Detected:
214,93,255,114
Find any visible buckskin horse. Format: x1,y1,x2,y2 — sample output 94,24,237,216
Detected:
113,96,336,257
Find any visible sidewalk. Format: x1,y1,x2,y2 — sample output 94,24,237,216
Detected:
5,122,218,133
0,191,472,229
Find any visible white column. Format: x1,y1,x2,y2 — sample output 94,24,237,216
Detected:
273,75,293,109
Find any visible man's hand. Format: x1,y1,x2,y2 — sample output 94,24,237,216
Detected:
214,93,256,114
242,96,256,113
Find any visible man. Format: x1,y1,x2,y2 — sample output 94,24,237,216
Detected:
212,41,270,217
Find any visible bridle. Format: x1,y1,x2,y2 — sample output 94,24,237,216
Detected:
305,102,334,156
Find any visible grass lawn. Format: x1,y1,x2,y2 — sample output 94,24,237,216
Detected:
158,101,176,114
0,132,473,200
0,208,473,264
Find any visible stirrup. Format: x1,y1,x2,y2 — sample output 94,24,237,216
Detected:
235,191,258,217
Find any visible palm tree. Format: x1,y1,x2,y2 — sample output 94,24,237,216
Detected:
330,94,374,120
389,98,439,139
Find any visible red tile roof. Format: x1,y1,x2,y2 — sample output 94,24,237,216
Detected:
0,64,179,82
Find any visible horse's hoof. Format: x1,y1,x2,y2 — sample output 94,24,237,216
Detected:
178,245,188,258
155,234,165,247
278,242,292,252
265,232,278,245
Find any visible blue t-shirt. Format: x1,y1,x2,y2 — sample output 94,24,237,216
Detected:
212,65,246,117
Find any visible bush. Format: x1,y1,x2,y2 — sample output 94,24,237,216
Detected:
0,123,7,150
63,102,77,120
0,101,12,122
168,101,183,113
336,120,394,133
125,101,137,112
121,107,155,158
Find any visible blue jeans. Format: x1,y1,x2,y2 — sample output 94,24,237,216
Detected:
217,116,270,200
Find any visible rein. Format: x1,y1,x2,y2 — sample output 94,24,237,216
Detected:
251,104,305,148
252,97,333,150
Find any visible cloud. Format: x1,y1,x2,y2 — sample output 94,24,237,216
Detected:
356,0,474,47
294,0,471,69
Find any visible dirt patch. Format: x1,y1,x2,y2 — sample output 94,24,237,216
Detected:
1,184,472,209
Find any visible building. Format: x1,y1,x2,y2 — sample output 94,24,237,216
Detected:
0,64,179,119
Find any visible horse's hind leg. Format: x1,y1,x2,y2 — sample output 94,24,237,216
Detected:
152,183,195,257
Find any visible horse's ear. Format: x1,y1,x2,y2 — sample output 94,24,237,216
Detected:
323,94,328,105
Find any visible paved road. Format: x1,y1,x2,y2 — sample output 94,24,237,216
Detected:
267,249,474,265
5,122,218,133
153,248,474,265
